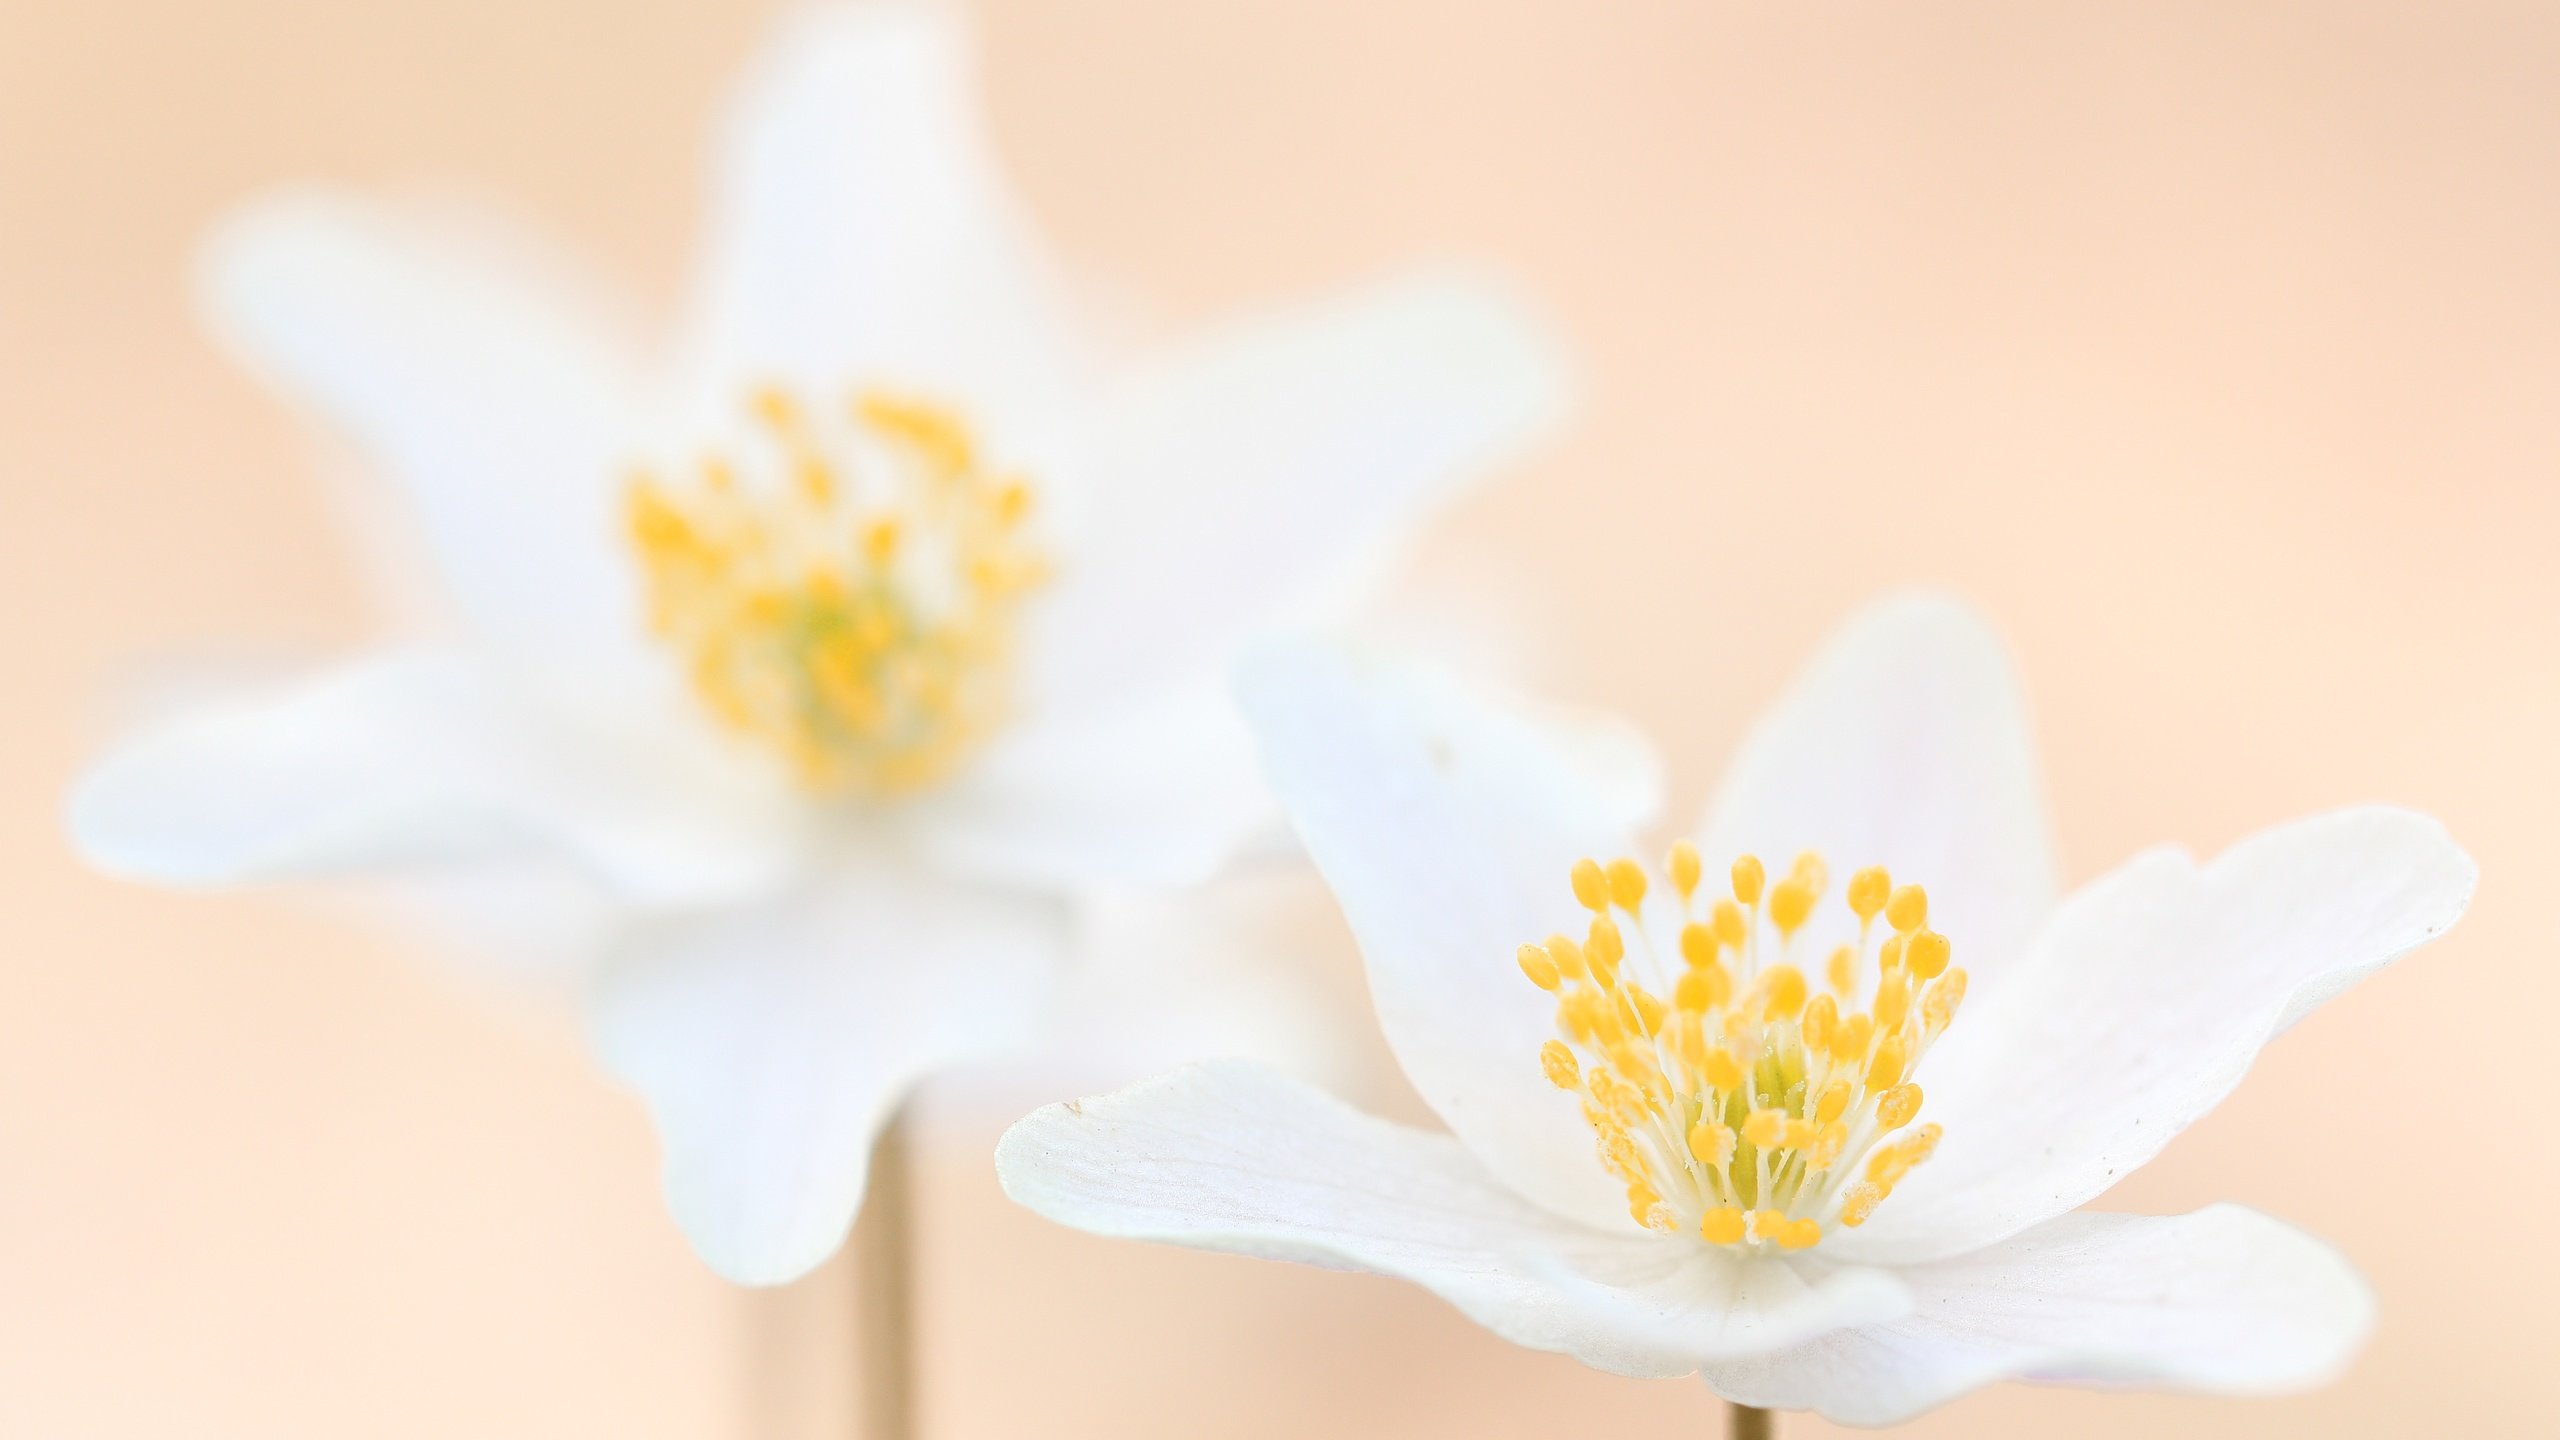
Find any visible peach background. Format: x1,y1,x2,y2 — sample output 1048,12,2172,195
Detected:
5,1,2557,1435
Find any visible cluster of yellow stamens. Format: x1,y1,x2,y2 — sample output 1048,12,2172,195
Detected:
626,387,1046,796
1520,845,1967,1252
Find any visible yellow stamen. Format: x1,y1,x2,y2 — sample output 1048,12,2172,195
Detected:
1731,855,1766,906
1572,858,1611,912
626,385,1044,796
1847,865,1890,923
1605,857,1649,911
1668,841,1703,901
1886,883,1929,934
1521,848,1958,1253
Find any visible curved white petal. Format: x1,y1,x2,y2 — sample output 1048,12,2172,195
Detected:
938,862,1375,1115
998,1061,1907,1374
69,650,800,908
679,1,1078,412
1696,592,2058,984
1836,807,2474,1264
201,191,649,673
1702,1205,2372,1425
1029,268,1569,708
1238,642,1663,1230
590,854,1066,1284
907,679,1265,890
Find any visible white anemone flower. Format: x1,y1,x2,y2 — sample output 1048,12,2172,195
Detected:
999,594,2474,1425
69,2,1564,1285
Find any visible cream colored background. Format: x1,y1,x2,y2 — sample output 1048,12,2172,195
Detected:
5,1,2556,1435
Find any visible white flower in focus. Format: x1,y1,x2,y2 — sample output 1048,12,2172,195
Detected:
998,594,2474,1424
69,3,1566,1285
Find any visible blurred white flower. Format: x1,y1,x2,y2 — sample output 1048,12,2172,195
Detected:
999,594,2474,1425
70,2,1565,1285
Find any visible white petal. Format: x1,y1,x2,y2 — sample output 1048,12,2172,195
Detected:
937,861,1374,1115
998,1060,1907,1374
201,191,648,673
1028,269,1569,708
679,1,1078,411
1702,1205,2372,1425
69,650,799,907
907,679,1265,890
1696,592,2058,983
590,854,1065,1284
1838,807,2474,1263
1238,642,1662,1230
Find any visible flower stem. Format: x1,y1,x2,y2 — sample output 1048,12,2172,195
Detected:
853,1105,917,1440
1729,1403,1773,1440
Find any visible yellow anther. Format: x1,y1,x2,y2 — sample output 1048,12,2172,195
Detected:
1710,900,1747,950
1758,965,1808,1022
1906,929,1952,981
1768,877,1815,936
861,517,901,565
1742,1109,1787,1148
856,391,975,475
1923,969,1968,1033
1876,1082,1923,1129
1826,944,1854,995
1839,1183,1883,1228
1801,993,1837,1050
1731,855,1766,905
626,385,1041,797
1866,1035,1909,1093
1674,965,1729,1013
1829,1014,1874,1064
1701,1207,1747,1245
1805,1122,1846,1169
1602,1131,1648,1185
1702,1048,1745,1094
1625,985,1667,1038
1626,1181,1664,1228
1688,1121,1735,1167
1517,943,1561,991
1539,1040,1581,1091
750,384,799,430
1780,1118,1818,1150
1790,850,1829,899
1872,972,1911,1031
1571,858,1611,912
1586,916,1625,969
1847,866,1891,922
1878,933,1906,972
1866,1148,1911,1189
1585,931,1622,990
1605,857,1649,911
1546,934,1588,982
1680,922,1717,969
1750,1209,1789,1243
796,456,838,505
1814,1081,1850,1126
1776,1218,1823,1251
992,479,1033,526
1668,841,1703,900
1886,883,1929,933
1907,1123,1944,1162
1609,1045,1665,1097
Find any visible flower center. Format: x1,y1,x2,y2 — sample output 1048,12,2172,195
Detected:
625,387,1047,797
1518,847,1967,1253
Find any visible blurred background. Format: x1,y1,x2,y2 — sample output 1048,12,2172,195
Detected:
5,1,2557,1434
